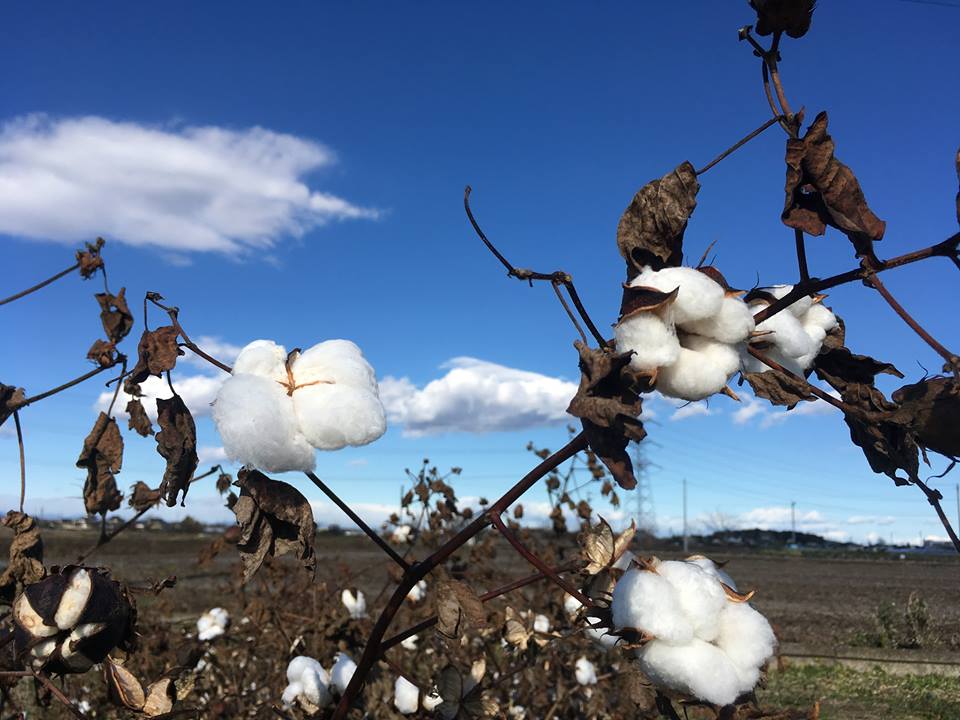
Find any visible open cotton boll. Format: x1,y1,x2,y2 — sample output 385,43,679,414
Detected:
394,676,420,714
294,384,386,451
197,607,230,641
753,305,817,360
341,589,367,619
656,348,731,401
575,657,598,686
213,373,316,472
564,593,583,617
392,525,413,543
231,339,289,381
401,634,419,651
614,312,681,371
635,266,724,325
54,569,93,630
801,302,838,333
716,602,777,678
682,296,755,344
406,580,426,603
685,556,737,591
283,656,331,709
655,561,727,642
533,614,551,634
611,569,693,645
637,638,742,706
330,652,357,694
764,285,814,318
584,620,619,649
739,344,804,377
681,335,741,379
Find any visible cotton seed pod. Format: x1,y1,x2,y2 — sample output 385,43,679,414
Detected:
14,566,134,674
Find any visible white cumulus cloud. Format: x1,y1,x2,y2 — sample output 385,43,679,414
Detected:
94,372,225,420
0,115,376,253
380,357,578,436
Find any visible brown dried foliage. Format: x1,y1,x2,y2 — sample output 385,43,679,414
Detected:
154,394,198,507
77,412,124,515
128,326,183,385
0,511,45,603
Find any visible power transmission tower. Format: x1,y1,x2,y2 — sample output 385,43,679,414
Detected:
632,442,656,537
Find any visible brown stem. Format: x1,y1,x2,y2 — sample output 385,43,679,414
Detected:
379,560,581,654
551,281,588,346
861,268,959,373
752,232,960,325
106,357,128,417
304,471,410,570
17,364,111,408
746,346,848,412
695,115,784,176
913,478,960,554
13,412,25,513
761,60,791,136
29,669,85,719
147,295,234,373
489,513,591,605
464,187,608,347
331,433,588,719
76,465,222,564
0,263,80,306
794,228,810,282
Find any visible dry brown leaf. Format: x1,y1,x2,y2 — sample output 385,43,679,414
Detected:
86,339,118,368
782,112,886,258
503,606,533,651
129,481,162,513
104,659,145,711
749,0,815,38
216,471,233,494
566,342,646,490
155,394,198,507
77,412,124,515
618,285,678,322
0,511,45,604
128,326,183,384
232,468,316,583
436,579,487,639
143,677,176,716
0,383,25,428
741,368,817,408
96,288,134,344
617,161,699,277
76,238,105,279
892,376,960,459
126,398,154,437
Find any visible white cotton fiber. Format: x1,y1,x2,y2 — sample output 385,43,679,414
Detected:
682,296,755,344
611,569,693,645
294,340,378,390
655,561,727,642
765,285,813,318
584,620,619,649
575,657,598,685
802,302,838,334
656,348,730,401
282,656,331,709
330,652,357,694
401,634,419,651
55,568,92,630
615,313,681,371
612,549,638,572
685,556,737,591
406,580,426,603
341,589,367,619
394,676,420,714
231,339,288,381
564,593,582,617
196,607,230,641
681,335,741,379
213,373,316,473
637,638,742,706
294,384,386,451
739,344,804,377
716,602,777,678
753,304,817,359
533,614,551,634
634,267,725,325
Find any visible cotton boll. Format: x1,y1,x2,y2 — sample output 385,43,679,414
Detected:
753,305,817,360
655,561,727,642
681,335,741,379
283,656,331,709
765,285,813,318
533,614,551,634
637,638,742,706
739,344,804,377
635,267,724,325
401,634,419,651
564,593,582,617
392,525,413,543
684,556,737,591
197,607,230,641
575,657,598,686
280,682,303,708
213,373,315,472
614,313,681,371
611,569,693,645
682,296,755,344
294,340,378,389
54,568,92,630
341,590,367,619
394,676,420,714
407,580,426,603
231,339,288,381
716,602,777,682
584,621,619,649
294,384,386,451
801,302,838,334
330,652,357,694
656,348,730,401
423,691,443,711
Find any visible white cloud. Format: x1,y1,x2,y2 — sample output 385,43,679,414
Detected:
670,401,713,421
731,393,765,425
380,357,578,436
759,389,840,428
183,336,243,371
737,506,825,528
197,445,228,464
0,115,376,253
846,514,897,526
94,372,225,420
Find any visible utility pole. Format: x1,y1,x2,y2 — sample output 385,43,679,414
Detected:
632,442,656,537
682,478,688,554
955,484,959,534
790,501,797,545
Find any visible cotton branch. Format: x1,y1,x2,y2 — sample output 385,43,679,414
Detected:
464,187,608,347
146,293,234,373
913,477,960,554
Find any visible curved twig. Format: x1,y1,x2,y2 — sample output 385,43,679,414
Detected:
0,262,80,306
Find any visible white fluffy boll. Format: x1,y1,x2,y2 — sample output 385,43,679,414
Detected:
611,569,693,646
197,607,230,641
330,652,358,695
685,556,737,591
716,602,778,687
282,656,331,710
753,305,817,360
764,285,813,318
394,676,420,714
634,266,725,325
638,638,743,706
212,339,386,473
406,580,427,603
655,346,730,401
341,589,367,619
575,657,598,686
615,312,681,371
655,561,727,642
682,295,755,344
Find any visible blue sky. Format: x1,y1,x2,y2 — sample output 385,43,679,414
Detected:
2,1,958,544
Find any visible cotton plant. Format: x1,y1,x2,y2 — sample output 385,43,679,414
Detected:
330,652,357,694
406,579,427,603
391,524,413,544
394,676,442,715
341,589,367,619
575,656,598,686
608,556,776,706
743,285,838,375
212,339,387,473
281,656,332,714
196,607,230,641
615,266,754,401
